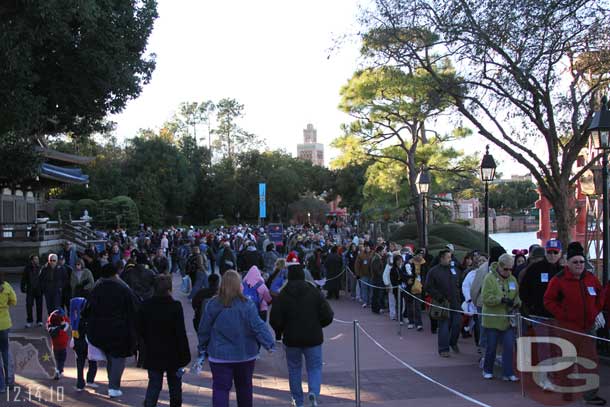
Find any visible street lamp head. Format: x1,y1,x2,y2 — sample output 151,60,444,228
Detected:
480,145,497,182
416,167,431,194
589,95,610,150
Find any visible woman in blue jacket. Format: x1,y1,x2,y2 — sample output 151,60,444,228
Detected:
198,270,274,407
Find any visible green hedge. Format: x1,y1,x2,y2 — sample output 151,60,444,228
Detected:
74,199,98,218
209,218,227,228
390,222,502,259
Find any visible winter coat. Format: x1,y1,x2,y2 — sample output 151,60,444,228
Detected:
83,277,137,358
47,313,70,351
219,248,236,274
354,252,372,278
197,297,274,361
323,252,343,292
152,256,169,274
239,247,263,273
243,266,273,312
519,259,561,317
544,268,604,332
39,264,67,296
69,268,95,299
370,253,384,285
270,279,334,347
481,265,521,331
21,263,42,296
262,250,280,274
424,262,462,309
0,282,17,330
122,264,156,302
470,262,491,308
137,296,191,371
192,283,219,331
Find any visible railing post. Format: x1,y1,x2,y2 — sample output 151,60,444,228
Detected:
353,320,361,407
398,288,402,336
516,313,525,398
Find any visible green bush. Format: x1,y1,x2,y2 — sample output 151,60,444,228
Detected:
390,223,501,255
111,196,140,230
73,199,98,218
54,200,73,220
209,217,227,228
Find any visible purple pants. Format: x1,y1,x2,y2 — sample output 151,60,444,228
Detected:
209,360,255,407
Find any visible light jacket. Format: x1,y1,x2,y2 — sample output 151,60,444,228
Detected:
481,264,521,331
198,297,274,361
0,282,17,330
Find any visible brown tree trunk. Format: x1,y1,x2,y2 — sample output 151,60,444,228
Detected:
548,182,573,247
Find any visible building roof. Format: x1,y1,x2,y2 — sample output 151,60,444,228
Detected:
40,163,89,185
35,146,94,165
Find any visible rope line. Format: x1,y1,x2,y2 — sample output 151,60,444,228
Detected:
521,316,610,343
357,322,493,407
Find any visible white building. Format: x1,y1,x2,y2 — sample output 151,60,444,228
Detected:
297,124,324,166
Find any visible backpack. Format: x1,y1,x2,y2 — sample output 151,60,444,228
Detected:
242,281,264,308
269,269,287,294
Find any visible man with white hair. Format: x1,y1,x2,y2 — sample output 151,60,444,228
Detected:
40,253,67,315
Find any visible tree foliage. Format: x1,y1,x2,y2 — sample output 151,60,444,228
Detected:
359,0,610,244
0,0,158,138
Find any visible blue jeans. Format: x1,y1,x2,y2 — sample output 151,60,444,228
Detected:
484,328,515,377
359,277,371,305
438,311,461,353
285,345,322,407
477,306,487,349
144,369,182,407
0,329,8,391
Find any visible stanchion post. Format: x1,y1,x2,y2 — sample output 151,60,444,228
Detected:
516,313,525,398
397,288,402,336
353,320,361,407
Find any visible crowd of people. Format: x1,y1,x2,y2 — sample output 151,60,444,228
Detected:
0,223,607,405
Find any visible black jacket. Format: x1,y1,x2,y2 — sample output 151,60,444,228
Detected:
238,249,263,273
324,253,343,292
192,284,219,330
519,259,561,317
122,264,156,302
21,263,42,296
424,263,462,309
39,264,67,295
137,296,191,371
270,280,334,347
83,277,137,358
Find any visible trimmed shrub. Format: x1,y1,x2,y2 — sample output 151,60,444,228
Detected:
210,218,227,228
54,200,73,220
74,199,98,218
111,196,140,230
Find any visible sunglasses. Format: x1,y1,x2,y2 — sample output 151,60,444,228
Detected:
547,250,560,255
49,259,57,262
501,267,513,272
570,260,585,264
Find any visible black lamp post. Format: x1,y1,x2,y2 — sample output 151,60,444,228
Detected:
480,145,497,255
416,167,431,248
588,95,610,285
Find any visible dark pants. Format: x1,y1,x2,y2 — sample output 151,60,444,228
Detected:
210,360,255,407
106,356,126,390
144,369,182,407
74,338,97,389
26,293,43,323
53,349,67,373
43,291,61,315
392,289,406,321
438,311,461,353
0,329,9,391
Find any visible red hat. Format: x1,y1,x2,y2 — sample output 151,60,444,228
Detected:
286,251,300,265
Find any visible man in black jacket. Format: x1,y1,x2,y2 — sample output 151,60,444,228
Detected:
270,265,334,407
425,249,462,357
21,255,43,327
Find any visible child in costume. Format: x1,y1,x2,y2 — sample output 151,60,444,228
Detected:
47,308,70,380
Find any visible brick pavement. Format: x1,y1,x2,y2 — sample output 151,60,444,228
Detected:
3,273,609,406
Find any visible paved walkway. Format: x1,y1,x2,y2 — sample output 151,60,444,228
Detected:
4,273,610,406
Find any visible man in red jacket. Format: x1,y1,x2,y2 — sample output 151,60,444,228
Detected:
544,241,606,405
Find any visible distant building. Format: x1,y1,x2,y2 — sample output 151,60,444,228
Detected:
297,123,324,166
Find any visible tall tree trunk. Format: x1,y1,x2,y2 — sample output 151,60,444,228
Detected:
551,185,573,248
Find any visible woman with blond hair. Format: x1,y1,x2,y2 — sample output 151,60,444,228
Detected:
198,270,275,407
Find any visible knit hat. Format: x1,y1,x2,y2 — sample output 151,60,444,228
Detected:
566,241,585,260
489,246,507,264
287,264,305,281
531,246,546,259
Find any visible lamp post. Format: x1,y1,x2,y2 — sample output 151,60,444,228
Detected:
480,145,497,255
416,167,431,248
588,95,610,285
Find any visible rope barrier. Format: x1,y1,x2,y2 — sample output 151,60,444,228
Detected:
333,317,354,324
324,266,346,282
521,316,610,343
345,265,514,318
356,322,493,407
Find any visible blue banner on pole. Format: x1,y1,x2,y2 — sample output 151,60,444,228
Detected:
259,183,266,219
